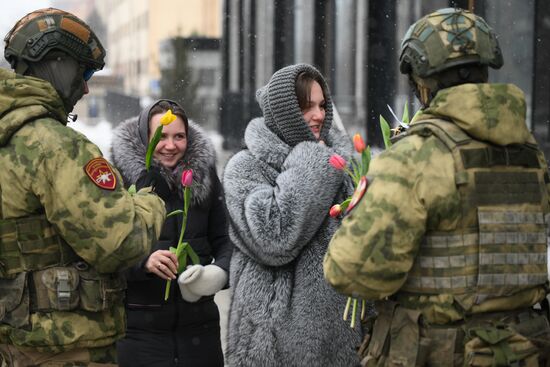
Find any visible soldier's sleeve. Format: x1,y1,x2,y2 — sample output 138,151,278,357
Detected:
33,132,166,273
324,138,428,300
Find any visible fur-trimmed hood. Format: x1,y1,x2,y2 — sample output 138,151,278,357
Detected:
111,116,216,206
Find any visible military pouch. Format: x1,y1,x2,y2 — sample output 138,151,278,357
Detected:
32,266,80,311
360,301,396,366
76,262,126,312
464,325,539,366
361,302,424,366
0,272,30,328
387,306,422,366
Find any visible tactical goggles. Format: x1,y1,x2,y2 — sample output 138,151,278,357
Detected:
83,68,95,81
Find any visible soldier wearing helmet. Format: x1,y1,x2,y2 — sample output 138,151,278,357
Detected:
0,8,167,366
325,8,550,366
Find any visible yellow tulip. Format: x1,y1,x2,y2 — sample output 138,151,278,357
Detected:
160,109,177,126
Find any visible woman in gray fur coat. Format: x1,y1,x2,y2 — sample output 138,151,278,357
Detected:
223,64,363,366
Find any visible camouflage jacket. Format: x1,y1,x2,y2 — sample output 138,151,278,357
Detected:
324,83,549,324
0,68,166,352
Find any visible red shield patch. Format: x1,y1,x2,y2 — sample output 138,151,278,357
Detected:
84,157,117,190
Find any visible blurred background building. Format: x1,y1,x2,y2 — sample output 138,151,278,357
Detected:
221,0,550,153
38,0,550,156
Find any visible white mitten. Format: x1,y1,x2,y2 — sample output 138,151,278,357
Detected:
178,264,228,303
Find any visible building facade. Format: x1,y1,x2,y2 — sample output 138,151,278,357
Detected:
221,0,550,155
100,0,221,97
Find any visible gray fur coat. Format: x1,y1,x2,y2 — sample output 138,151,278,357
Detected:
223,118,362,366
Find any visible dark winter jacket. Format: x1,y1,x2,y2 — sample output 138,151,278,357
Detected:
222,64,363,367
110,116,232,366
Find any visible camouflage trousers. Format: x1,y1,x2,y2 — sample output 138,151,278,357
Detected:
359,302,550,366
0,345,117,367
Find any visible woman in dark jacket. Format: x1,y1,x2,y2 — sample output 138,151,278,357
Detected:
111,99,232,367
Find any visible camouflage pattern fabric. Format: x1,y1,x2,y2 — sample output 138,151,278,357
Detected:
324,83,549,325
0,344,117,366
399,7,503,78
0,68,166,353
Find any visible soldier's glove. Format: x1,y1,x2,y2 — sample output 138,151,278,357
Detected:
178,264,228,303
135,168,171,202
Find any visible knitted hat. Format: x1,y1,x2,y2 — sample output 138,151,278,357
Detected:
256,63,333,147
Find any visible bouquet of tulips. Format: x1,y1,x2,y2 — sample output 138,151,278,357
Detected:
328,103,415,328
328,134,371,329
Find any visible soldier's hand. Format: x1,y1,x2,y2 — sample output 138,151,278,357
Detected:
135,168,171,202
145,249,178,280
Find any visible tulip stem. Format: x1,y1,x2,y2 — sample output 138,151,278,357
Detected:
351,298,358,328
343,297,352,321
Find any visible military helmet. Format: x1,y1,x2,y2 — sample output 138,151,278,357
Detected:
4,8,105,74
399,8,503,78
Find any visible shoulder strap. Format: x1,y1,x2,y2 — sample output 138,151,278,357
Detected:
405,119,472,150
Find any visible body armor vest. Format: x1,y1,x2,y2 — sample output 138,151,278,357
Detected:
400,119,549,303
0,214,125,328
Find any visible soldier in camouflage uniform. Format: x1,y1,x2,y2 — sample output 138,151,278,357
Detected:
0,8,166,367
324,8,550,366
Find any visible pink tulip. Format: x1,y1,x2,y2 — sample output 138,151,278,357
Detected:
329,154,347,170
329,204,342,218
181,169,193,187
353,133,366,153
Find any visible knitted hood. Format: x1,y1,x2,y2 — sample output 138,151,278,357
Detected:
111,116,216,207
256,63,333,147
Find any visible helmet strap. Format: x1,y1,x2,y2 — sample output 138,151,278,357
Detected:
411,74,437,107
14,59,29,75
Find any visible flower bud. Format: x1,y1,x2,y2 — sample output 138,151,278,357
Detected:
329,204,342,218
329,154,347,170
353,133,366,153
160,109,177,126
181,169,193,187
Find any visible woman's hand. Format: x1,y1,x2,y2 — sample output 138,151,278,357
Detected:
145,249,178,280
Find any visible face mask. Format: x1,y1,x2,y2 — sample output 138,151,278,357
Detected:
28,55,86,113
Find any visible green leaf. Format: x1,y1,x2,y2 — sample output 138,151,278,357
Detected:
167,210,184,218
145,126,163,171
379,115,392,149
128,184,137,195
412,107,422,122
402,102,410,125
340,197,352,211
176,242,186,259
186,244,200,265
350,158,361,183
177,251,188,274
361,147,371,176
